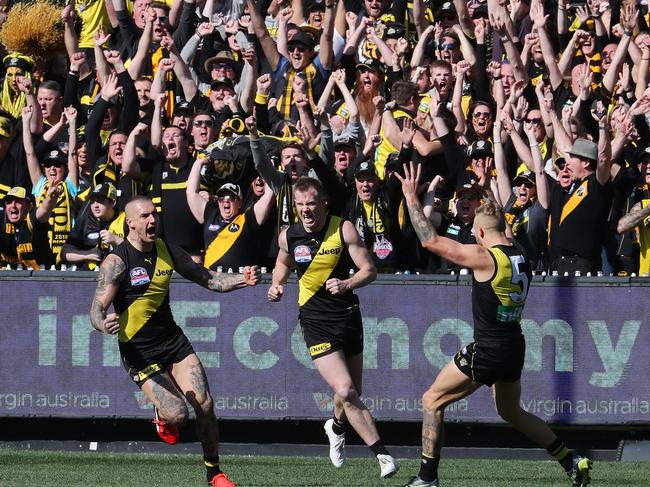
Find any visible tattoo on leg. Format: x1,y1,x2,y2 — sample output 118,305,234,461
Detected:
422,409,441,457
150,375,186,423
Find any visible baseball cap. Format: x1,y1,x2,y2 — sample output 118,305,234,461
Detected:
288,31,316,49
437,1,456,14
455,183,481,199
216,183,242,199
334,136,356,150
210,77,235,91
353,160,377,178
384,23,405,40
513,170,536,186
173,100,193,116
306,0,325,11
90,182,117,201
472,3,489,19
204,50,240,76
330,100,350,120
356,60,385,74
468,140,493,159
568,138,598,162
43,149,67,166
4,186,28,201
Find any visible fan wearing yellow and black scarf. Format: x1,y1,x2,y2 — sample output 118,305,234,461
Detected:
246,0,335,121
23,106,80,265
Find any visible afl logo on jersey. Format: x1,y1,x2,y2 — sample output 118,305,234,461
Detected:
130,267,150,286
294,245,312,263
228,223,240,232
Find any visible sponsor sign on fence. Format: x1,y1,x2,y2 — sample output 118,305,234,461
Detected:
0,278,647,423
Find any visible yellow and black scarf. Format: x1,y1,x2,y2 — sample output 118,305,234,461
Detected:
36,180,73,263
277,63,317,120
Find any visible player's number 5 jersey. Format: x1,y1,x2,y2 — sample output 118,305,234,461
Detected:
472,243,532,342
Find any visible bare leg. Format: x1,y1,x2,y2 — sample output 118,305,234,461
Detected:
140,372,189,426
421,360,481,457
333,353,363,423
492,380,557,448
314,351,379,446
170,353,219,457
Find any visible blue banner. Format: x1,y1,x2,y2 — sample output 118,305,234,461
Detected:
0,276,648,424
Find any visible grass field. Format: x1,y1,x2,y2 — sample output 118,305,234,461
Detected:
1,450,648,486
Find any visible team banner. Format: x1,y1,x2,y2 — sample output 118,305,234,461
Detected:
0,278,648,424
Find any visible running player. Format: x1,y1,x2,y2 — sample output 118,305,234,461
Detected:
90,196,260,487
395,163,592,487
267,177,399,479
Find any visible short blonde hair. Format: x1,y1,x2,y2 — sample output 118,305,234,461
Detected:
475,200,506,233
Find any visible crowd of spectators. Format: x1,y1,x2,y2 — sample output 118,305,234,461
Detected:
0,0,648,275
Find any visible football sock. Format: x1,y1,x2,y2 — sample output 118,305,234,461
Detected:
331,416,346,435
546,438,573,472
369,440,389,456
204,456,222,481
418,454,439,482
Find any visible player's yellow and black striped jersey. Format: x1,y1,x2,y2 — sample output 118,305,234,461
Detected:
111,238,181,345
286,215,357,313
472,243,531,342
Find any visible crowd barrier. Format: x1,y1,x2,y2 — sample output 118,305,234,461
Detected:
0,272,648,424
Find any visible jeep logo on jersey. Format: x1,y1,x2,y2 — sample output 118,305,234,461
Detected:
228,223,240,232
155,269,173,277
130,267,150,286
294,245,312,263
317,247,341,256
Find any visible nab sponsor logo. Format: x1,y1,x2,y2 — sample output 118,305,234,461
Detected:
317,247,341,256
294,245,312,263
208,224,221,232
87,232,99,240
130,267,150,286
155,268,173,277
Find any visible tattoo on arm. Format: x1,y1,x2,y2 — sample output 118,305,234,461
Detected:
407,200,437,243
619,204,650,233
207,271,246,292
90,257,125,331
169,244,246,292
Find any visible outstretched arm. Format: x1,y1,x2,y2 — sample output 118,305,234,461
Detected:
395,162,493,272
169,244,261,291
90,254,125,334
618,202,650,234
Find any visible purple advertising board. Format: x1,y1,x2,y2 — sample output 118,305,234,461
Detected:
0,277,648,424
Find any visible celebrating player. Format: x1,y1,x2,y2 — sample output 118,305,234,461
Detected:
90,196,260,487
267,177,399,479
395,163,592,487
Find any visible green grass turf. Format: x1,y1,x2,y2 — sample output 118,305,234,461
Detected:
0,450,647,486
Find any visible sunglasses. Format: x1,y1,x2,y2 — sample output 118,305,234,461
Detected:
288,45,307,53
472,111,492,119
438,43,456,50
526,117,542,125
516,180,535,188
193,119,215,127
43,161,65,168
217,195,238,202
212,63,234,71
